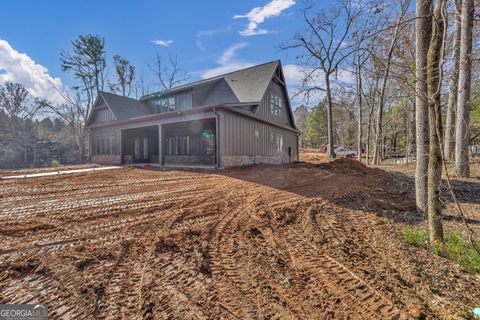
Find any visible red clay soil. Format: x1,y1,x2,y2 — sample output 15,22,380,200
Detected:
0,157,478,319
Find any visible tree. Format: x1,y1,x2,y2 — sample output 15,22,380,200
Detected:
455,0,474,177
55,34,107,163
149,54,189,91
283,0,365,160
305,102,328,148
294,105,309,147
372,0,411,165
415,0,433,215
444,0,462,161
426,0,446,243
110,55,135,97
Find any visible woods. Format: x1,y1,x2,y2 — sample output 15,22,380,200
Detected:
291,0,479,245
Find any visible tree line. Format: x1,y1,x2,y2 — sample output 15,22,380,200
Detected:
289,0,479,246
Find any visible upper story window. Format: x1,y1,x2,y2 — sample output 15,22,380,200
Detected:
154,97,175,113
152,91,192,114
270,91,283,117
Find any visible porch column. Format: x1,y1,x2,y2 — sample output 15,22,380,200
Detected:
158,124,162,165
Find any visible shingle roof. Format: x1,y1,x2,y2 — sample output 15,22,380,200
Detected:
141,60,280,104
99,91,151,120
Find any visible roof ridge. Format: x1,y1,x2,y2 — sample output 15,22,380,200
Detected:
140,60,280,100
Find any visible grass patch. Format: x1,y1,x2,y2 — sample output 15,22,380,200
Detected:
444,232,480,274
402,226,428,247
402,227,480,274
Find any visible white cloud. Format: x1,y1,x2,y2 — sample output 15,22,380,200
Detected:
233,0,295,36
201,43,254,79
0,39,64,104
151,39,173,47
195,27,231,51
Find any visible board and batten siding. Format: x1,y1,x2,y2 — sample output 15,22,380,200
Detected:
256,80,293,127
218,110,298,165
90,126,121,156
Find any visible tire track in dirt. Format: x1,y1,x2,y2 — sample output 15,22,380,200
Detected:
280,224,400,320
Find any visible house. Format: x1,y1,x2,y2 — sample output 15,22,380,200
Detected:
86,60,299,168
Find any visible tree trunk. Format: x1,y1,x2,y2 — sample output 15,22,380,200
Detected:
372,0,408,165
444,0,462,161
325,74,336,160
455,0,473,177
427,0,445,243
356,62,363,162
415,0,433,215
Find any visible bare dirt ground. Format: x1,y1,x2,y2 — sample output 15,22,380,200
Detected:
0,154,479,319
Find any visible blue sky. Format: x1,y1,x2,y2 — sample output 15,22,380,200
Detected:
0,0,329,106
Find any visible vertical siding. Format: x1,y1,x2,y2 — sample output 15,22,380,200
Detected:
219,111,298,162
90,126,121,155
257,80,293,127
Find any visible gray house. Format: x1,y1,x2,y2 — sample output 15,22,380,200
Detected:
86,60,299,167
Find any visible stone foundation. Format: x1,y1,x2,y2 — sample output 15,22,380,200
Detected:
220,155,296,167
164,155,215,166
91,155,122,165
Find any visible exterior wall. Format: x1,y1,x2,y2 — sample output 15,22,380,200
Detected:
164,155,215,166
89,112,216,165
91,155,121,165
256,80,293,127
218,110,298,167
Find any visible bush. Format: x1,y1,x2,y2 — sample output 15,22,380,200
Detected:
50,159,61,167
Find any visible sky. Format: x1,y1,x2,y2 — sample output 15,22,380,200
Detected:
0,0,333,107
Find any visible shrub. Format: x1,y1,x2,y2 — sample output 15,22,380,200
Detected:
51,159,61,167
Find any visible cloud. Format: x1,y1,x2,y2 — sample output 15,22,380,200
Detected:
0,39,64,104
233,0,295,36
200,43,254,79
195,26,231,51
151,39,173,47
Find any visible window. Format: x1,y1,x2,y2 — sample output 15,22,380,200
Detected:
154,96,176,113
270,91,283,117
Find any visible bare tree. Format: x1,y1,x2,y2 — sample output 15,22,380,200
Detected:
444,0,462,161
55,34,107,163
110,54,135,97
427,0,446,243
282,0,367,160
149,54,189,91
455,0,474,177
0,82,31,136
415,0,433,215
372,0,411,165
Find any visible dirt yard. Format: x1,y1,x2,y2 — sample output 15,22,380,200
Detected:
0,156,479,319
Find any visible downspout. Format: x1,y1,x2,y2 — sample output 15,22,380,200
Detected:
213,108,220,169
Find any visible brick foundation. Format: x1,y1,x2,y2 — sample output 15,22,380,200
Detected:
91,155,122,165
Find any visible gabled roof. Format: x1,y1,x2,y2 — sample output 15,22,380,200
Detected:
98,91,151,120
140,60,280,104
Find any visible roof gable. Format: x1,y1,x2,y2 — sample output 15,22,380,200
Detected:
141,60,280,104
